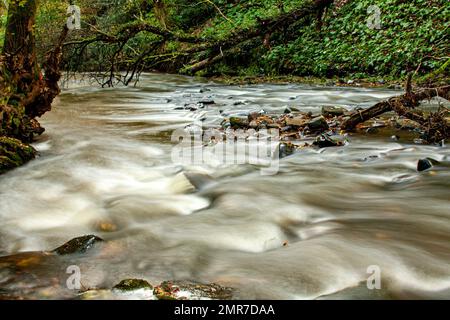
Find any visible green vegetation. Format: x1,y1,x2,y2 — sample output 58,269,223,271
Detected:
2,0,447,80
0,0,450,79
261,0,449,78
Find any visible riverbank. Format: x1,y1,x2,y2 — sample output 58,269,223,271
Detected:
209,75,405,88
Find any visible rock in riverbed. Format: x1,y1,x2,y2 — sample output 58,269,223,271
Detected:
285,116,307,127
307,116,329,132
198,99,215,105
417,158,439,172
322,106,347,117
279,142,296,159
229,116,249,129
313,134,344,148
113,279,153,291
154,281,233,300
53,235,104,255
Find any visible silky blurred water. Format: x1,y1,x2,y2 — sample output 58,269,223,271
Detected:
0,73,449,299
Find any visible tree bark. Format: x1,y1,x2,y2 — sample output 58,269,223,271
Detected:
3,0,40,98
1,0,67,174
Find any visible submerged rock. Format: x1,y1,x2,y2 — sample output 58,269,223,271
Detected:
417,158,439,172
365,127,379,134
113,279,153,291
198,99,215,105
395,118,421,131
52,235,104,255
175,105,197,111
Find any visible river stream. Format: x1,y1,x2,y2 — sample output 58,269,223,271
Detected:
0,74,449,299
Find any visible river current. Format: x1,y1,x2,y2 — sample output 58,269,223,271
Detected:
0,74,449,299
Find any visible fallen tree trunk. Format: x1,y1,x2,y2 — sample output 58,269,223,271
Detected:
342,86,450,130
341,85,450,143
181,0,327,74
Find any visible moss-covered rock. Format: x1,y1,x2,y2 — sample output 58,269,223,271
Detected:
0,136,36,174
154,281,234,300
113,279,153,291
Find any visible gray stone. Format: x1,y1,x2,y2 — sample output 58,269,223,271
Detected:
307,116,329,132
321,106,347,117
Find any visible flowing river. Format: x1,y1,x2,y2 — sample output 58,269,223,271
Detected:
0,74,449,299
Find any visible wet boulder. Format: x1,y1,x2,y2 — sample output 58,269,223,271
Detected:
278,143,296,159
245,114,274,129
285,116,307,127
0,137,36,175
154,281,233,300
321,106,347,117
307,116,329,132
313,134,344,148
52,235,104,255
113,279,153,291
229,116,249,129
417,158,439,172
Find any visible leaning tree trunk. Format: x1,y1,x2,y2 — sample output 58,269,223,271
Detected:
3,0,40,102
0,0,67,174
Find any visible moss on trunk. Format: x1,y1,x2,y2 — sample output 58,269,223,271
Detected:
1,0,65,175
